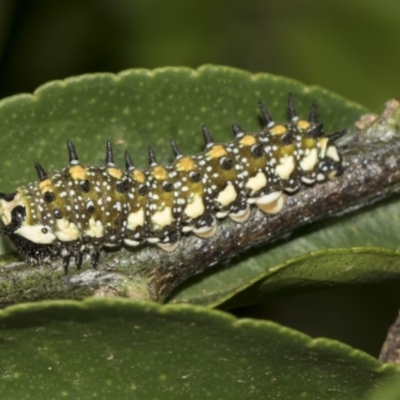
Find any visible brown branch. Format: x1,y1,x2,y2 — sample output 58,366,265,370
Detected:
380,309,400,364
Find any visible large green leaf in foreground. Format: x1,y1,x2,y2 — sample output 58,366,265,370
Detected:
0,299,398,399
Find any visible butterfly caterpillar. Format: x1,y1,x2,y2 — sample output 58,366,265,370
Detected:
0,94,346,272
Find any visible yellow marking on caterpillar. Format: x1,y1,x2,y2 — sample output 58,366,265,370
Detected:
270,125,287,136
107,167,123,179
240,135,256,146
69,165,87,180
132,170,145,183
153,166,168,180
303,137,317,149
297,120,311,131
176,157,195,172
39,179,52,192
207,145,227,159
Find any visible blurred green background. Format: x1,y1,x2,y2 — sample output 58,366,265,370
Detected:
0,0,399,109
1,0,400,357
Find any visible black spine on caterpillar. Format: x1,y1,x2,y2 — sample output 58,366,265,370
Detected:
0,94,346,272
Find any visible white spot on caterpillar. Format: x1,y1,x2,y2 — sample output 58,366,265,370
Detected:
193,218,217,238
245,172,267,192
84,217,104,238
15,224,56,244
216,184,237,207
127,209,145,229
254,191,282,206
216,210,229,218
55,218,81,241
276,156,295,180
257,193,287,214
151,207,173,229
124,238,141,247
316,173,325,182
147,237,160,243
326,145,340,162
229,205,251,223
157,241,179,252
301,176,316,184
300,148,318,171
184,194,204,219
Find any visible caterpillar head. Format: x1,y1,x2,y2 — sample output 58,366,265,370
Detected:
0,190,56,260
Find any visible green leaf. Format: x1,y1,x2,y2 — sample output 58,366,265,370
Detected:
0,299,398,399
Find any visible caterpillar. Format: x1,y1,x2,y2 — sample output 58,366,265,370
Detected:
0,94,346,272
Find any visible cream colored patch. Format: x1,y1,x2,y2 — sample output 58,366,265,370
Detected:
316,173,325,182
55,218,81,241
153,166,168,180
257,194,287,214
182,225,194,233
270,124,287,136
176,157,195,172
207,145,227,159
229,205,251,223
39,179,52,193
245,172,267,192
151,207,173,229
193,219,217,238
326,145,340,162
83,217,104,239
127,209,145,229
69,165,87,180
300,148,318,171
217,184,237,207
157,241,179,252
132,170,145,183
216,210,229,219
301,176,315,184
297,120,311,130
15,224,56,244
240,135,256,146
104,242,119,248
184,194,205,219
255,191,282,205
318,138,329,158
124,238,141,247
0,191,23,226
107,167,123,179
276,156,295,180
147,237,160,243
